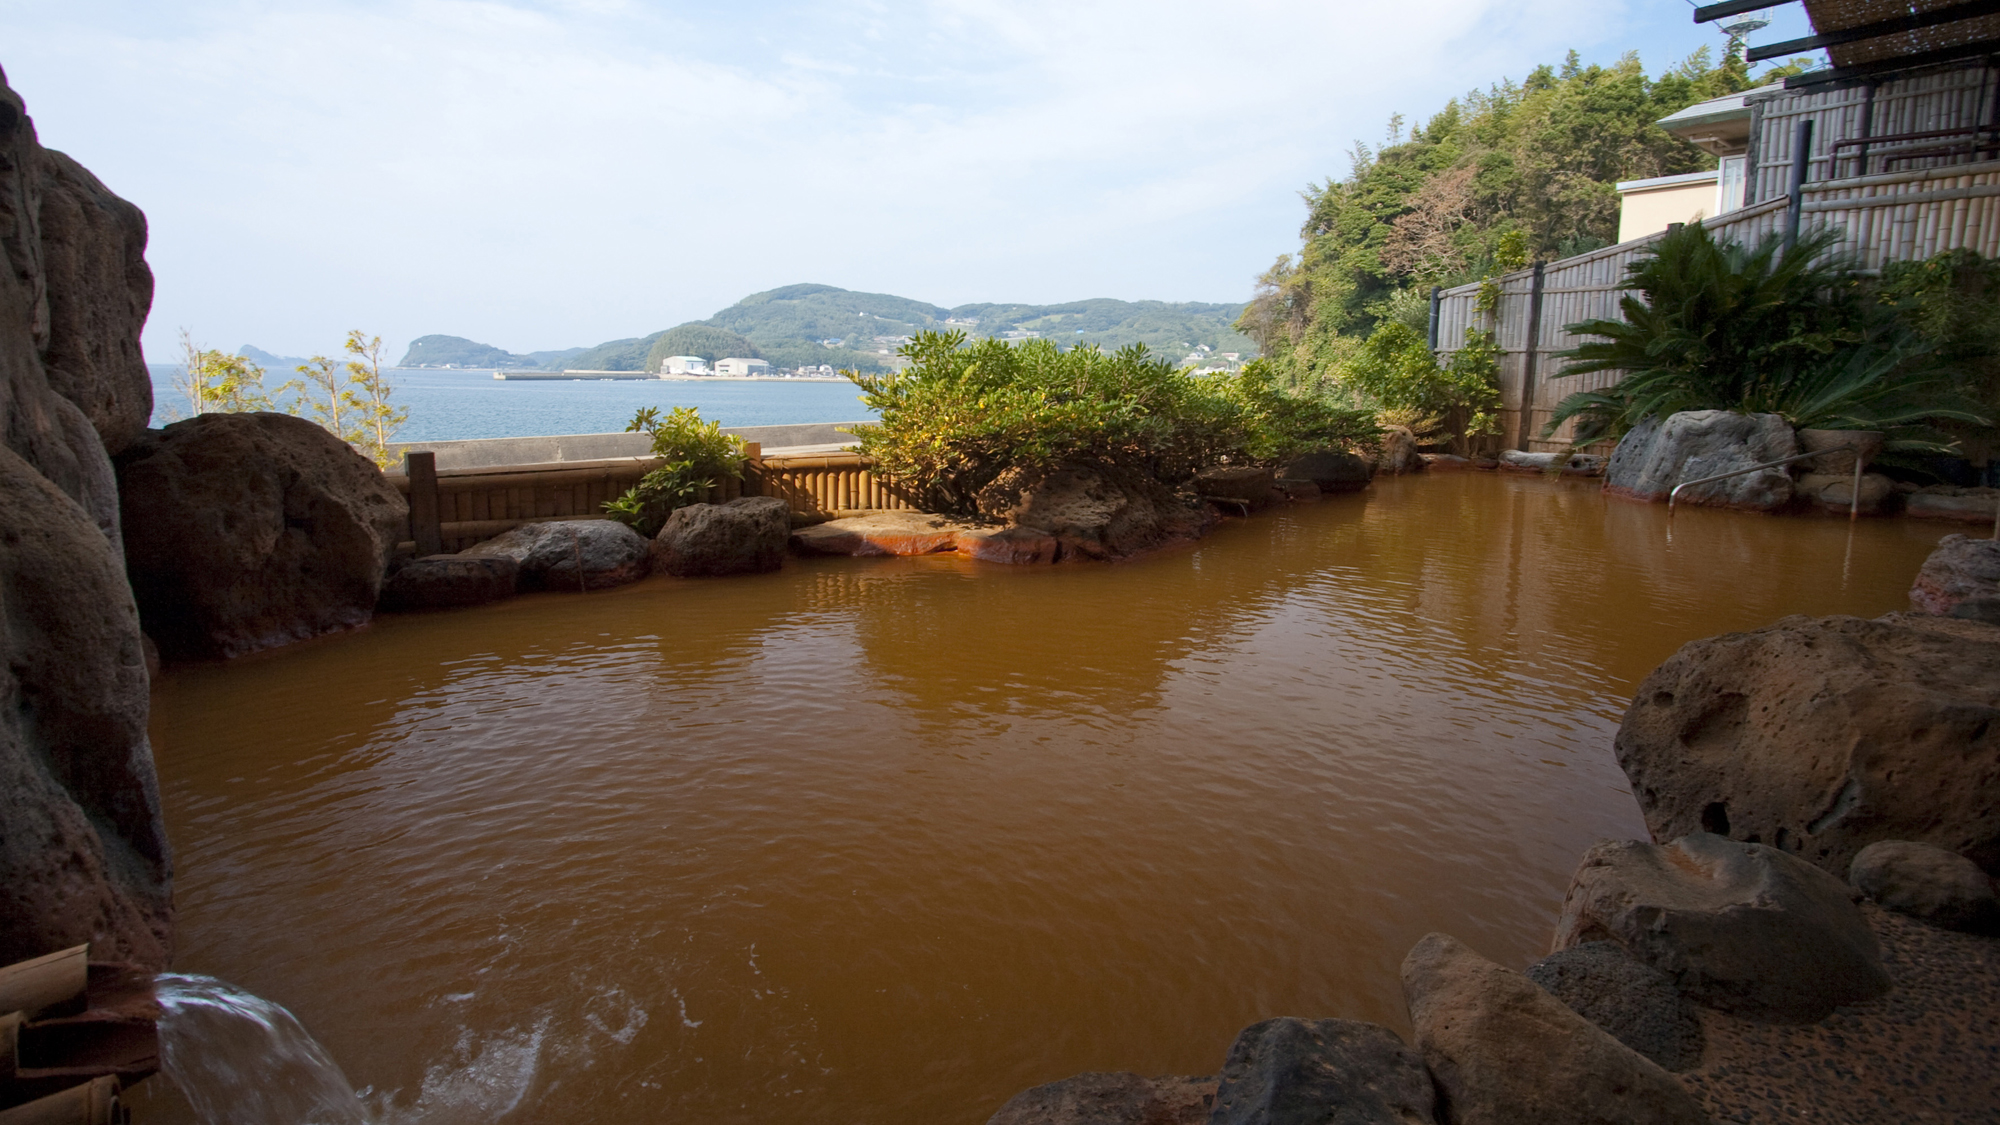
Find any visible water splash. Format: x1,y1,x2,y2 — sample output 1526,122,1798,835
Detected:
154,973,369,1125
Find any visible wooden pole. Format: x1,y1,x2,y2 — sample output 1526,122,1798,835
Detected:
405,451,443,556
1786,118,1814,253
1514,261,1547,452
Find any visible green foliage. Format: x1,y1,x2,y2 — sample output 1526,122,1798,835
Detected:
845,332,1370,516
641,324,760,373
280,356,359,446
1546,225,1991,448
396,334,587,370
173,330,276,416
1243,47,1788,391
1342,322,1501,451
1881,249,2000,423
344,330,409,467
603,406,746,536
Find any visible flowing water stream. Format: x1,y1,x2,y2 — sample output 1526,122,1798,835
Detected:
132,474,1953,1124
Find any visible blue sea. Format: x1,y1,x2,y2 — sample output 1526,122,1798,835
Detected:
144,366,876,441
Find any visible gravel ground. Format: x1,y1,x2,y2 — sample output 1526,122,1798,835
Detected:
1678,903,2000,1124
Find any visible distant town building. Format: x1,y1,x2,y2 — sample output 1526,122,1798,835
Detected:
660,355,710,375
714,357,771,377
1000,330,1041,343
945,317,980,326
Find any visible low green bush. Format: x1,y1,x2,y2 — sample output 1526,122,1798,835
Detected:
846,332,1374,515
603,406,744,536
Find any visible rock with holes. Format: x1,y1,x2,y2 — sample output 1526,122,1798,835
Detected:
463,519,650,590
1208,1016,1437,1125
116,412,408,660
652,496,790,577
1377,426,1424,475
1849,840,1999,932
975,463,1217,560
1402,932,1707,1125
1525,941,1703,1071
1614,612,2000,877
379,554,519,610
1283,450,1373,493
1552,833,1890,1021
985,1072,1216,1125
953,524,1060,564
1603,410,1796,511
1795,471,1896,516
1910,533,2000,621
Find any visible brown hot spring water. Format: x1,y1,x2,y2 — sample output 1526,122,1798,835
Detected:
131,474,1949,1124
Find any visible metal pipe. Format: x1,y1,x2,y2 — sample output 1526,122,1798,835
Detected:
1426,285,1442,351
1785,118,1814,253
1667,450,1829,519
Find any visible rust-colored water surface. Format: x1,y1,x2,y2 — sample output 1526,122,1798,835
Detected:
138,474,1951,1124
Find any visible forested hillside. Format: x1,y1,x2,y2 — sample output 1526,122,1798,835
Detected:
1242,47,1805,386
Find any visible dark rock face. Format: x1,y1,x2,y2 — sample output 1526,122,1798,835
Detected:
1553,833,1890,1022
1910,533,2000,619
1614,612,2000,876
975,463,1217,560
0,68,172,967
464,518,650,590
1401,932,1706,1125
1194,465,1275,505
379,554,519,611
1604,411,1796,511
117,412,408,660
1209,1016,1437,1125
1849,840,1999,932
985,1072,1216,1125
1282,450,1372,493
35,150,153,457
652,496,790,577
1525,941,1703,1071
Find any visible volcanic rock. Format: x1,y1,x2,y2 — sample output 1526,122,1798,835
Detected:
380,554,519,610
790,511,980,556
1525,941,1702,1071
1905,486,2000,523
1552,833,1890,1021
1401,932,1705,1125
463,518,650,590
1498,449,1562,472
1195,465,1275,506
1794,471,1895,516
1604,410,1796,510
985,1072,1216,1125
975,463,1218,560
1376,426,1424,474
1209,1016,1437,1125
1910,533,2000,620
953,524,1060,564
117,411,408,659
0,69,172,968
653,496,790,577
1848,840,1999,932
1282,450,1373,493
1614,612,2000,875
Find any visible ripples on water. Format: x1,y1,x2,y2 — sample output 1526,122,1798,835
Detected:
137,475,1951,1124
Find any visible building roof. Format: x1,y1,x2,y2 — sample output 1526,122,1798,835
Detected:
1615,169,1721,193
1705,0,2000,86
1656,91,1757,155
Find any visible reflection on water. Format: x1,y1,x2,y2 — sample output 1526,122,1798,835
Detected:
138,474,1949,1124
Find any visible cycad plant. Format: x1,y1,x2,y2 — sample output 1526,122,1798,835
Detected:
1544,224,1988,447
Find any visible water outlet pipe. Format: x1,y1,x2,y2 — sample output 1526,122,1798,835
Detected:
1667,449,1864,520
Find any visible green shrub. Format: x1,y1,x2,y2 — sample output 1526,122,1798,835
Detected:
603,406,745,536
846,332,1374,516
1546,224,1989,448
1340,321,1501,452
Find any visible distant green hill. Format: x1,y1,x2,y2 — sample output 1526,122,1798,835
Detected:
402,287,1253,374
398,334,587,369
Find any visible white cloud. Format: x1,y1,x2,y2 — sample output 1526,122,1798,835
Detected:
0,0,1815,360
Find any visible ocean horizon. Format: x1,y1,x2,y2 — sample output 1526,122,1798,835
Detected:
144,365,877,442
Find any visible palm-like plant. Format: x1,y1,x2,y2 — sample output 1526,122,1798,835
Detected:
1544,224,1989,446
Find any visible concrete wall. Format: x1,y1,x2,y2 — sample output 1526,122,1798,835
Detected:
387,421,871,470
1616,175,1717,242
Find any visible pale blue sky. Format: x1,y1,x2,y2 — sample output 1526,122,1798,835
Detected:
2,0,1819,361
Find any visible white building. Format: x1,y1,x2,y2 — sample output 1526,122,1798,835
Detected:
714,357,771,377
660,355,710,375
1615,91,1754,243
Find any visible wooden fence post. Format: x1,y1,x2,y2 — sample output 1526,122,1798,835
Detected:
1515,261,1547,452
406,451,443,556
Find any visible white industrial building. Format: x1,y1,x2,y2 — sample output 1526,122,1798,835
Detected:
713,357,771,377
659,355,710,375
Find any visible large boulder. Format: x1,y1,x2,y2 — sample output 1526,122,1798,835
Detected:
652,496,790,577
1401,932,1706,1125
1614,612,2000,875
1194,465,1275,507
1849,840,1999,932
1282,450,1373,493
1910,533,2000,621
1552,833,1890,1021
0,69,172,968
790,511,982,557
974,463,1218,560
1794,471,1895,516
1604,410,1796,511
379,554,519,611
463,518,650,591
1905,486,1999,523
116,412,408,660
1376,427,1424,475
1524,942,1702,1072
985,1073,1215,1125
1208,1017,1437,1125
